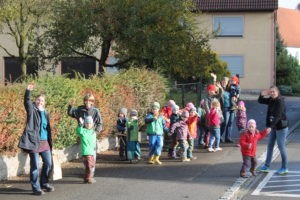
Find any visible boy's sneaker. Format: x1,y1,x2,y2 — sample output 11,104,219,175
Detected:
182,158,191,162
215,147,222,152
276,168,289,175
250,169,257,176
259,165,269,173
84,179,96,184
188,156,197,160
207,148,215,152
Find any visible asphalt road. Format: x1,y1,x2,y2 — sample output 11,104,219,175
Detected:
1,95,300,200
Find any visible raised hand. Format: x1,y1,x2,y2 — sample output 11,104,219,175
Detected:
261,89,270,96
70,98,76,106
266,128,271,134
79,117,84,125
27,82,35,91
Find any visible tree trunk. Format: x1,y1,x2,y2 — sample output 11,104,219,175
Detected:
98,39,112,74
20,60,27,76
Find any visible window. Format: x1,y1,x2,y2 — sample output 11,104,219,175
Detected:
213,16,244,37
4,57,38,83
61,57,96,78
219,56,244,77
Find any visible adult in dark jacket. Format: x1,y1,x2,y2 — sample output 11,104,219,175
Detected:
68,94,103,133
258,86,289,175
18,83,54,195
67,94,103,175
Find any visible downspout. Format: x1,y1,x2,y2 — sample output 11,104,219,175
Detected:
273,10,277,86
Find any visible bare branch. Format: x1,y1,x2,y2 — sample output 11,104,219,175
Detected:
69,47,101,62
0,44,15,57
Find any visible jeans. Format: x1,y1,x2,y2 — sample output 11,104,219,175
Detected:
221,108,235,141
29,150,52,192
208,128,221,148
197,125,206,145
265,127,288,169
148,135,164,157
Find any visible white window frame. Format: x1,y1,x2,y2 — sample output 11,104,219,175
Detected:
213,15,244,37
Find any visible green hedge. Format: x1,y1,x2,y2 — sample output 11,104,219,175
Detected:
0,68,169,153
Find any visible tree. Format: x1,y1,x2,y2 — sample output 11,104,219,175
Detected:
0,0,53,76
276,25,300,85
38,0,229,80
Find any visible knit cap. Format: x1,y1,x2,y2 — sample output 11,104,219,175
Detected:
84,116,93,124
130,109,138,117
118,108,128,116
167,100,176,107
151,102,160,109
172,105,179,111
231,76,239,85
186,102,195,109
181,110,189,118
238,101,245,107
247,119,256,128
189,106,197,112
207,84,216,92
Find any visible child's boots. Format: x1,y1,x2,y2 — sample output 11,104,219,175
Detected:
148,156,154,164
154,155,162,165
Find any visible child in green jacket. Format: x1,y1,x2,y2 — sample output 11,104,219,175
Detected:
126,110,141,163
77,116,97,184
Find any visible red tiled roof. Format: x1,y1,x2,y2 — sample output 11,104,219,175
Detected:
277,8,300,47
195,0,278,12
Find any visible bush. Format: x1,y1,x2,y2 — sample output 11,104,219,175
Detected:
278,85,293,95
291,82,300,94
0,68,169,153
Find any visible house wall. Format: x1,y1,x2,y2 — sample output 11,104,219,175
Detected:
196,12,276,90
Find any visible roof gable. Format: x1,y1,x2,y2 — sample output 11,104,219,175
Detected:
195,0,278,12
277,8,300,47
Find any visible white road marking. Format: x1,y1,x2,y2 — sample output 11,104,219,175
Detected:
251,171,275,195
252,171,300,198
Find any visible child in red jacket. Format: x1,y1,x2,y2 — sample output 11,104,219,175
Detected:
239,119,271,178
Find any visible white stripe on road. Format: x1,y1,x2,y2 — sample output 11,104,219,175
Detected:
264,184,300,188
269,179,300,183
259,192,300,198
251,171,275,195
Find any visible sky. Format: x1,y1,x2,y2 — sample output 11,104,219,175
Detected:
279,0,300,9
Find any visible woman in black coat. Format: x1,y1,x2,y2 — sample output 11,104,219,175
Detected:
258,86,289,175
18,83,54,195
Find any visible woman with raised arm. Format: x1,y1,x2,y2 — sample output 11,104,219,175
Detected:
258,86,289,175
18,83,54,195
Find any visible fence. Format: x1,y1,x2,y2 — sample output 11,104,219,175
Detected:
168,81,205,108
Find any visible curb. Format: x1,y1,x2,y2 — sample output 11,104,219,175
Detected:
218,120,300,200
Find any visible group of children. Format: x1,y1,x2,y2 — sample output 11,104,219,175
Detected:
70,76,271,183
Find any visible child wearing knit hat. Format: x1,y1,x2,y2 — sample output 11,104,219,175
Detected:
145,102,169,165
239,119,271,178
186,106,199,160
169,110,192,162
126,109,141,163
116,108,128,160
77,116,97,183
